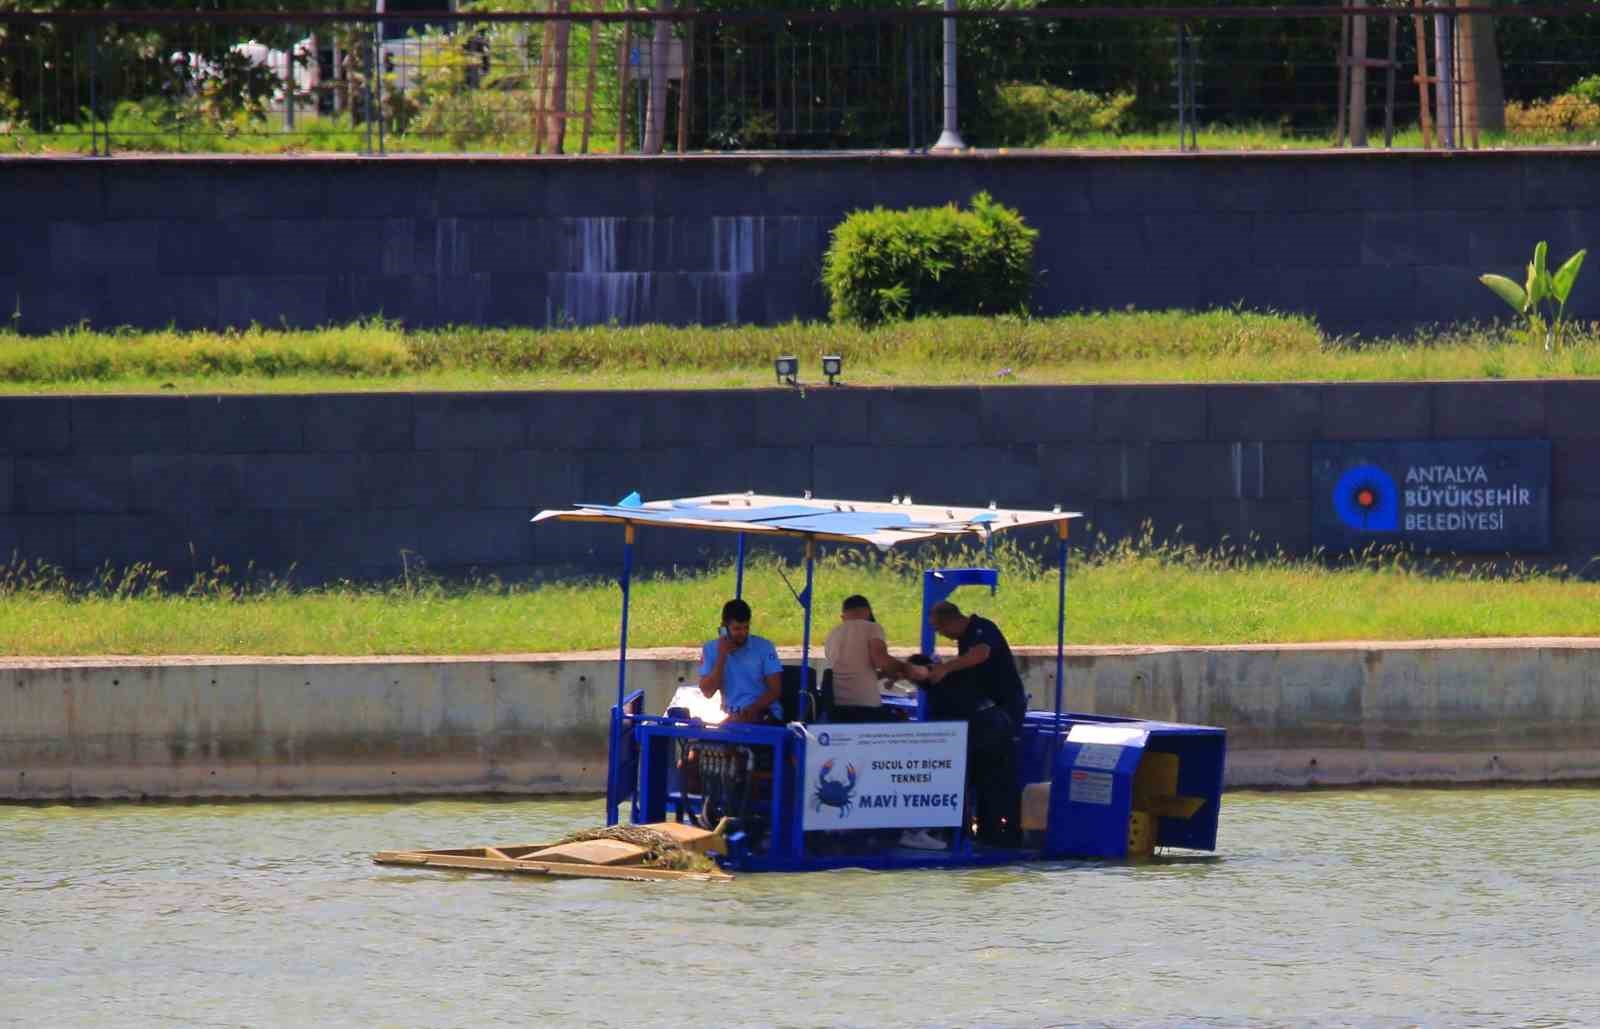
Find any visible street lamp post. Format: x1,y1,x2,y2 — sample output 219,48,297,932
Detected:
930,0,965,151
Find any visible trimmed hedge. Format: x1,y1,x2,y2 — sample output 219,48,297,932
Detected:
821,192,1038,327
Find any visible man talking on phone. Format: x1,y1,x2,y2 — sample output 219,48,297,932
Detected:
699,598,784,724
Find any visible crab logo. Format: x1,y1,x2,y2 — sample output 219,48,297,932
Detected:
1333,464,1399,532
812,759,858,817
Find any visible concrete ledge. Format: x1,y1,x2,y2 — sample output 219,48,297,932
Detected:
8,147,1600,166
4,638,1598,800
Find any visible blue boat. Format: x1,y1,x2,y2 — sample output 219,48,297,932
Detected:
526,492,1227,875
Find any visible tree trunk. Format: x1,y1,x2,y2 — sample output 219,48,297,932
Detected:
677,0,692,153
579,0,600,153
617,0,634,153
544,0,572,154
1350,0,1368,147
1412,10,1435,149
1458,11,1506,134
643,0,672,154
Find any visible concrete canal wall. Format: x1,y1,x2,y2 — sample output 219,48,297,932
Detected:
5,638,1598,801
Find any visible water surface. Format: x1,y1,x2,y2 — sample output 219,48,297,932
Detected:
3,789,1597,1027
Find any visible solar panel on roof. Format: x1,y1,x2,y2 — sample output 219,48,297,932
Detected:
575,504,702,521
760,510,919,534
541,493,1081,547
665,503,832,523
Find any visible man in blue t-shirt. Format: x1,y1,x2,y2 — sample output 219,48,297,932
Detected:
698,598,784,723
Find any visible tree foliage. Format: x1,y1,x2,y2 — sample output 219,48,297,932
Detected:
7,0,1600,144
0,0,358,130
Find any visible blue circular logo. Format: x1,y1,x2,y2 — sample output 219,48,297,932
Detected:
1333,464,1399,532
817,732,831,746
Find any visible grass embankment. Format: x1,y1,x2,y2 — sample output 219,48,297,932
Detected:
1033,124,1600,152
11,118,1600,156
4,312,1600,394
4,544,1597,657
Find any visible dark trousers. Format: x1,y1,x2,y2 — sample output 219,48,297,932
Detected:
920,671,1023,846
968,706,1021,847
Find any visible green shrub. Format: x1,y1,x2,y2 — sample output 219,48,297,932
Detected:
821,192,1038,327
1504,93,1600,137
1570,75,1600,105
986,82,1135,146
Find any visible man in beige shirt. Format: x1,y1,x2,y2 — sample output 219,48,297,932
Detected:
823,595,906,723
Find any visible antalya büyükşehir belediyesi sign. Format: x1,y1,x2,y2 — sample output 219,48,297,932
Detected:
1312,440,1551,552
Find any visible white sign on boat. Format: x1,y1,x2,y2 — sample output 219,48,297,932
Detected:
801,722,969,831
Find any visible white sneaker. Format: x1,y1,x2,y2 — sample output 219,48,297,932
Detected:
898,829,949,851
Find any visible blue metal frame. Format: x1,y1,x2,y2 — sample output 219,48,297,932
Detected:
604,689,645,826
1053,523,1069,742
616,705,1225,872
566,495,1227,873
632,717,800,857
919,567,999,658
604,522,638,828
617,524,635,714
797,538,816,710
628,712,1024,872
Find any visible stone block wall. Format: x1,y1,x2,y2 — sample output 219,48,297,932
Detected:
5,150,1600,335
2,382,1596,581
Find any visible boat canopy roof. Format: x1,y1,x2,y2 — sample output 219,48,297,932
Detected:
532,493,1082,550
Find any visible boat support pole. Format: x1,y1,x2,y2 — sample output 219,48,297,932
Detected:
618,523,635,712
798,536,816,720
1053,520,1068,743
735,532,747,599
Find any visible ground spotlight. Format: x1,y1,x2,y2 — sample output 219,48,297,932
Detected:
774,355,799,386
821,354,843,386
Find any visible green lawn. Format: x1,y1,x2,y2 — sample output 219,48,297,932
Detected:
2,312,1598,394
11,114,1600,156
1035,124,1600,152
4,545,1597,657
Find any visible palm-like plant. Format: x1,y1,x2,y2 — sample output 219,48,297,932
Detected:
1480,241,1587,353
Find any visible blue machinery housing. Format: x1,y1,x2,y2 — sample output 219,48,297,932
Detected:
533,494,1226,873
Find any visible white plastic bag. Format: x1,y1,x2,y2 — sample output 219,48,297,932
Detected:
665,684,726,724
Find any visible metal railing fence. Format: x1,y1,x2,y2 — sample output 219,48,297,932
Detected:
4,6,1600,156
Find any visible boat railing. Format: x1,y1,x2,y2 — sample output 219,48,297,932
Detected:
605,689,646,826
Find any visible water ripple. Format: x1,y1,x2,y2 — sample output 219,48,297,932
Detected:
1,789,1596,1027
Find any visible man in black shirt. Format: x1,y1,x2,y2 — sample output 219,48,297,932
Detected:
911,601,1027,847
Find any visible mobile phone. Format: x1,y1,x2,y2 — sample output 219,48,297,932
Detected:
718,625,729,638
